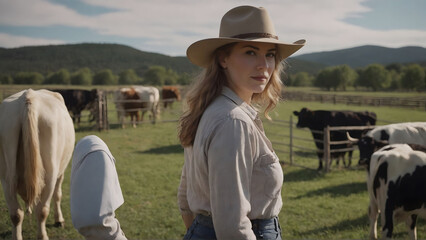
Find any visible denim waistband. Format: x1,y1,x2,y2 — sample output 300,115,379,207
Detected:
195,214,280,231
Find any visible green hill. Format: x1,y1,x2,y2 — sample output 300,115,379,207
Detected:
294,45,426,68
0,43,199,76
1,43,424,77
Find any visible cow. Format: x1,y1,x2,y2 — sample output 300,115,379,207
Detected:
52,89,98,125
114,86,160,128
293,107,377,170
133,86,160,122
114,87,141,128
0,89,75,240
347,122,426,166
365,143,426,239
162,86,181,109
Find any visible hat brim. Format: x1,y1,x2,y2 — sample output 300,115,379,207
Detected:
187,37,305,68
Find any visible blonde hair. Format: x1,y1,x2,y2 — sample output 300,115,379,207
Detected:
178,43,285,147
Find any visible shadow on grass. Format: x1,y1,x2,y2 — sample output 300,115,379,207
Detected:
292,182,367,199
301,214,369,237
284,168,324,182
294,150,318,158
302,214,418,239
137,144,184,154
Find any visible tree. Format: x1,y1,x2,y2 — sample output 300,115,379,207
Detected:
71,68,92,85
143,66,166,85
45,69,71,85
177,73,193,85
332,65,357,91
358,64,390,91
314,68,333,90
93,69,117,85
388,70,402,90
118,69,140,85
13,72,44,84
401,64,425,90
291,72,313,87
143,66,180,86
386,63,403,73
164,69,178,85
0,74,13,84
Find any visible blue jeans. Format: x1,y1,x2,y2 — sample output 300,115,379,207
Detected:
183,214,282,240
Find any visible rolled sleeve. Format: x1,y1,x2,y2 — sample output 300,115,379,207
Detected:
207,118,257,240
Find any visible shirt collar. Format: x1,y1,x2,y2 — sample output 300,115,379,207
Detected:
221,87,258,121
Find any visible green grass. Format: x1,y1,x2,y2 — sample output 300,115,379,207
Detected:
0,90,425,239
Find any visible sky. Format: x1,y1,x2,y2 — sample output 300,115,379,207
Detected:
0,0,425,57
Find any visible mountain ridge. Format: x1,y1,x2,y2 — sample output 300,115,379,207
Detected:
0,43,425,76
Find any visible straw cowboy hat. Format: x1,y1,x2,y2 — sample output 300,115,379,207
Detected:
187,5,306,67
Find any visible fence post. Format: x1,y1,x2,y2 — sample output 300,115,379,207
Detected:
289,115,293,165
323,126,331,172
96,90,109,131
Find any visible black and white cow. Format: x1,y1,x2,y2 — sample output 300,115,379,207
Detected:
366,143,426,239
347,122,426,165
293,107,377,170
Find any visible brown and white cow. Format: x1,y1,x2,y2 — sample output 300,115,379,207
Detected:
114,87,141,128
162,86,181,109
0,89,75,240
366,144,426,239
114,86,160,128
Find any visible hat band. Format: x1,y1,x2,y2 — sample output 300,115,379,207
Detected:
231,32,278,40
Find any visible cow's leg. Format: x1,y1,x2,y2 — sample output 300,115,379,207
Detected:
151,108,156,124
317,152,323,170
53,174,65,228
35,174,56,240
347,151,353,167
382,206,394,240
406,215,417,240
368,201,378,239
1,181,24,240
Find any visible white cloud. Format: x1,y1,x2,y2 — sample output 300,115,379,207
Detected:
0,33,65,48
0,0,425,56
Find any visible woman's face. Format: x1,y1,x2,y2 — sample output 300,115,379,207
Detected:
220,41,276,103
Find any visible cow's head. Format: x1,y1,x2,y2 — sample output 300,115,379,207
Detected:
347,132,389,168
292,108,313,128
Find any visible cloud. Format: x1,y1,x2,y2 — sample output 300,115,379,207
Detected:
0,33,65,48
0,0,425,56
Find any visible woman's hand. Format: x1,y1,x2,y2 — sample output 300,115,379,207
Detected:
181,213,195,229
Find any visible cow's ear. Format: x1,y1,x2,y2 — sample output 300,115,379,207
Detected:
293,111,299,116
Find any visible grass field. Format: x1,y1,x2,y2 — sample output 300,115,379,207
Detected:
0,88,426,239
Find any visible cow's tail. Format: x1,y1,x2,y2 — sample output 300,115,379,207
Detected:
22,89,45,208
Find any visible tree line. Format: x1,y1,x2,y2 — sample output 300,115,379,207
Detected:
1,62,425,91
0,65,192,86
286,63,425,91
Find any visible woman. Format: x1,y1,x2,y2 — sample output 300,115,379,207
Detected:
177,5,305,240
70,135,127,240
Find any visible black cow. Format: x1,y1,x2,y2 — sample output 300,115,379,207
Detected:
52,89,98,125
347,122,426,166
293,107,377,170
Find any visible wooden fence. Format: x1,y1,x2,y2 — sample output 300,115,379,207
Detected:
283,91,426,110
265,116,378,172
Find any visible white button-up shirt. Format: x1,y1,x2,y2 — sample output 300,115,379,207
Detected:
178,87,283,240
